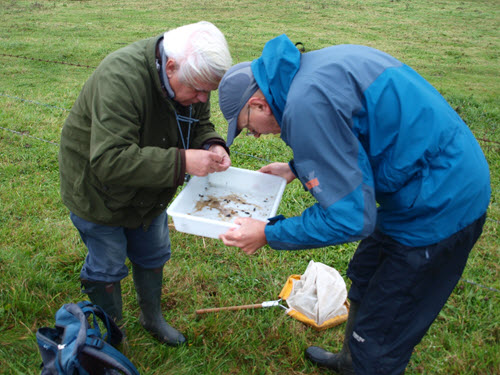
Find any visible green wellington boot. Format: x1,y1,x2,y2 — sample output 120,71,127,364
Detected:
132,264,186,346
305,301,359,374
81,279,129,352
81,279,123,323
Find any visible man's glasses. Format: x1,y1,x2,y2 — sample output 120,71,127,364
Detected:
243,105,256,137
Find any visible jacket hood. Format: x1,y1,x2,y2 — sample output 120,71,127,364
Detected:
250,34,301,125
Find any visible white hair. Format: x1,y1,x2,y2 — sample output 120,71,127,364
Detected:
163,21,232,87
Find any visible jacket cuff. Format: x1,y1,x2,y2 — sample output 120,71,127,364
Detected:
202,138,230,156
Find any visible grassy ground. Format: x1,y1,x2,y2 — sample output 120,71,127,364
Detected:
0,0,499,374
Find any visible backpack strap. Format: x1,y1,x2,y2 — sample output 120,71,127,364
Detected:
55,303,93,373
78,301,123,347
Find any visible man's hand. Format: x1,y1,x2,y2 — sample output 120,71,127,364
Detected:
219,218,268,255
259,162,295,183
208,144,231,170
185,146,231,176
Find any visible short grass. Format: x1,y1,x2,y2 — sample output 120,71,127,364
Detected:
0,0,498,374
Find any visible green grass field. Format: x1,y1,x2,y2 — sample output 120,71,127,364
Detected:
1,0,498,374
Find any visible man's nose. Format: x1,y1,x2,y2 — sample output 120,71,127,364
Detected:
197,92,209,103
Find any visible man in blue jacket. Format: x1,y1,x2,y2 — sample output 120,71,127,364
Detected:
218,35,490,374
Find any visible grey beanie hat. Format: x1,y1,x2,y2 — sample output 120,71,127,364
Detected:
218,62,259,146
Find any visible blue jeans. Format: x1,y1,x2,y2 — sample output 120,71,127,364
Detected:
346,214,486,375
70,211,171,282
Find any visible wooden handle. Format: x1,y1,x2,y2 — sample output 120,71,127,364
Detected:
196,303,263,314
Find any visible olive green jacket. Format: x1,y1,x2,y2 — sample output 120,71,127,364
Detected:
59,35,226,229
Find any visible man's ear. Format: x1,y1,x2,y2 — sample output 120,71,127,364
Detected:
249,97,271,114
165,58,177,78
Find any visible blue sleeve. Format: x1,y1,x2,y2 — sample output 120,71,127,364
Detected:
265,183,375,250
266,79,376,250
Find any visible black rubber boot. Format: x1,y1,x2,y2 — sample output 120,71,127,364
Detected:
81,279,123,323
305,300,359,374
132,264,186,346
81,280,128,353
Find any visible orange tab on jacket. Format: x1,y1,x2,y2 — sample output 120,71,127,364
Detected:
305,177,319,190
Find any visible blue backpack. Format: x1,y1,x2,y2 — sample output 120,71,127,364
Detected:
36,301,140,375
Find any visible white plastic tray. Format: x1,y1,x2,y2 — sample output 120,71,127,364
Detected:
167,167,287,239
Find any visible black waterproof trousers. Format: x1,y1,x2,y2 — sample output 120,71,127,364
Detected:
346,214,486,375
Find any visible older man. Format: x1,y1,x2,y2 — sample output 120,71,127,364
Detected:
59,21,232,346
218,34,490,374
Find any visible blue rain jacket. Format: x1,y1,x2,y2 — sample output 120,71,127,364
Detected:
252,35,490,249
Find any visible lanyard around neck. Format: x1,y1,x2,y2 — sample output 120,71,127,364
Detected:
175,106,199,183
175,105,199,150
